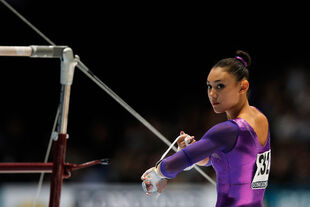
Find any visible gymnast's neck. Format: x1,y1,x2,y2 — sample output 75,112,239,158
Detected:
226,98,250,120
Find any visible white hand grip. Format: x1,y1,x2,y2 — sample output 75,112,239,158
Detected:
142,170,162,193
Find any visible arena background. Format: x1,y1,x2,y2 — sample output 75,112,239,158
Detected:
0,1,310,206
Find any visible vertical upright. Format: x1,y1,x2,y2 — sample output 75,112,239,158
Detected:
49,47,77,207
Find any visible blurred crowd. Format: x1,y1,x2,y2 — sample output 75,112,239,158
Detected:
259,67,310,186
0,67,310,188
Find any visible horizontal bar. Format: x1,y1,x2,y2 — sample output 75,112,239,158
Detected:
31,45,67,58
0,46,32,57
0,162,53,173
0,45,68,58
0,159,108,174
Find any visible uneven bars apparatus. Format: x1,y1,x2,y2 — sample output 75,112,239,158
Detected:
0,46,110,207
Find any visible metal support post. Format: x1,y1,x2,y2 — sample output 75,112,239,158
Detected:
49,47,77,207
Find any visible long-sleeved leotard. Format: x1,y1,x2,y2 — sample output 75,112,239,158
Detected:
160,118,271,207
160,120,238,178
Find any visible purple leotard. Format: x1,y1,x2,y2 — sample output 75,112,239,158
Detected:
160,117,271,207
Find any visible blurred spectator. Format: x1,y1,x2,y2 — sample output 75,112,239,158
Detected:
261,66,310,185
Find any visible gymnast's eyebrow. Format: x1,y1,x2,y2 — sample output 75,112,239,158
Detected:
207,80,222,83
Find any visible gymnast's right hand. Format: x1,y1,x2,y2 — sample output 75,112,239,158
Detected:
141,167,168,195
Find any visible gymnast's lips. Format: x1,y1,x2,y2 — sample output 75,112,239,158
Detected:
211,102,219,106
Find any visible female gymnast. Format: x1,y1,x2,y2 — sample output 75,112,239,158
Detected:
141,50,271,207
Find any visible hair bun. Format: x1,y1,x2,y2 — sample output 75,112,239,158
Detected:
235,50,251,68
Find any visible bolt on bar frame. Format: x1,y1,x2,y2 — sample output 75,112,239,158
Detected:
0,46,110,207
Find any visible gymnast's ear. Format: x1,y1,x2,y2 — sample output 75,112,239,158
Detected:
240,79,249,94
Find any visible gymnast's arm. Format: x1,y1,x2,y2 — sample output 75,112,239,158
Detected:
196,157,210,166
157,120,239,179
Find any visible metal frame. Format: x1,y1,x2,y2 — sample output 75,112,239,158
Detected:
0,46,109,207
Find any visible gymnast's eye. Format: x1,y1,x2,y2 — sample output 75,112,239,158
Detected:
217,84,225,89
207,84,212,90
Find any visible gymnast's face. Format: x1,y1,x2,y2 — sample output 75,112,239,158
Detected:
207,67,247,114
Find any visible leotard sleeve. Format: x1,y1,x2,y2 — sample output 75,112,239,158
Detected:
160,120,239,178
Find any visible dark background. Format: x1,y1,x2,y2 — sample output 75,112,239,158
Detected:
0,0,310,186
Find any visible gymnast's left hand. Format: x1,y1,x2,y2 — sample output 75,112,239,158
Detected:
177,131,195,149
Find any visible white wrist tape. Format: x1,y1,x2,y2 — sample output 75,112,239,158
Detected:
184,136,191,145
142,168,163,193
142,134,194,194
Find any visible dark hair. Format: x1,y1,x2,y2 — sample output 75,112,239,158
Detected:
213,50,252,81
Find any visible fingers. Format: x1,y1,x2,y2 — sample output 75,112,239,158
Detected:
178,131,194,142
141,173,146,180
141,173,147,181
177,133,188,144
142,170,168,195
185,136,195,144
141,167,154,180
146,181,152,190
144,180,153,195
177,133,195,148
156,179,168,193
182,136,195,147
145,179,167,195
